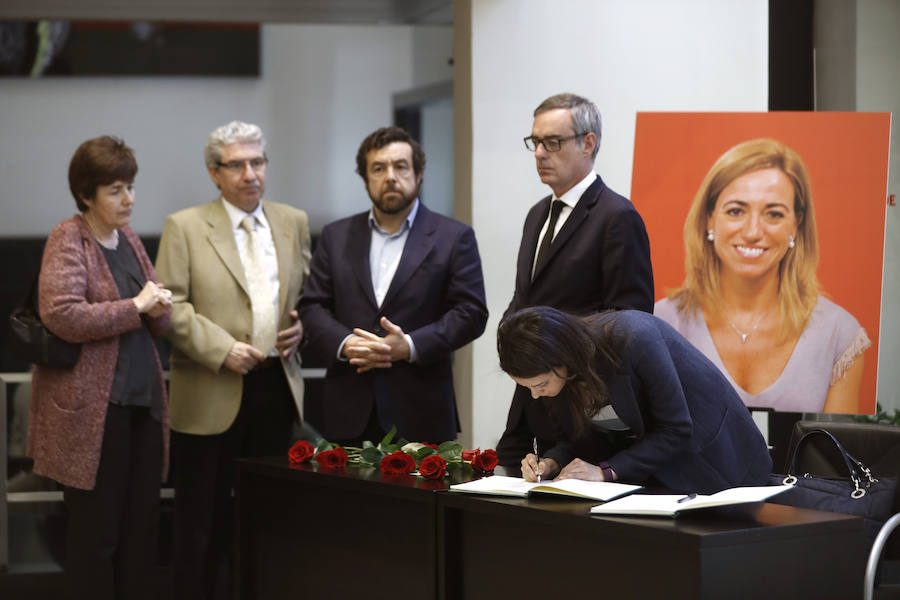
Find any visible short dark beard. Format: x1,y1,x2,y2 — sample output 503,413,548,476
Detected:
371,182,419,215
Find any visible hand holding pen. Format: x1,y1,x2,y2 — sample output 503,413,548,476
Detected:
521,438,559,482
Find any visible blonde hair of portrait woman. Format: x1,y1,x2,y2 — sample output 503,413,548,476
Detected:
657,138,870,414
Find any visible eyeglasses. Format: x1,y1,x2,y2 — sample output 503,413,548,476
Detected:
523,133,585,152
216,156,268,173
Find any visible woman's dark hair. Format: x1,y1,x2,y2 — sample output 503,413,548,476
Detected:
497,306,620,435
68,136,138,211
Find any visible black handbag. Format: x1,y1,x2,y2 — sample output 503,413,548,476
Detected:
8,271,81,368
768,428,897,548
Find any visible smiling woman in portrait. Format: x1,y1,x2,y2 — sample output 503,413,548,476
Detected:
655,138,870,413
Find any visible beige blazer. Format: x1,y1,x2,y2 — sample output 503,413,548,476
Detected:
156,198,311,434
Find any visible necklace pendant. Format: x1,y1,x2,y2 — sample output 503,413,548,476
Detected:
741,333,749,344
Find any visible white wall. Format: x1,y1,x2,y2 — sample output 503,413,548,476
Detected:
464,0,769,450
265,24,453,231
0,23,453,236
857,0,900,413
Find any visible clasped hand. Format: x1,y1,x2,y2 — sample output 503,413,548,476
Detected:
343,316,410,373
133,281,172,317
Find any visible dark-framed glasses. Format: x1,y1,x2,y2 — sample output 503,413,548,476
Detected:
523,133,586,152
216,156,268,173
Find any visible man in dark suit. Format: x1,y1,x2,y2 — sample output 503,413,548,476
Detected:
300,126,488,445
497,93,654,466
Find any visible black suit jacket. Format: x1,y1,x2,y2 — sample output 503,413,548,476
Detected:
506,175,653,317
299,203,488,443
498,175,654,465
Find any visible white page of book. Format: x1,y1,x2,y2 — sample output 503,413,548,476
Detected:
529,478,642,500
590,485,793,516
449,475,536,496
450,475,642,501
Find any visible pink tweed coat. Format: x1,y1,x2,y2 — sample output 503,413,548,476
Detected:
28,215,170,490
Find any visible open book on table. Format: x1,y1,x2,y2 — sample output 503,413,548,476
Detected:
589,484,794,517
449,475,643,502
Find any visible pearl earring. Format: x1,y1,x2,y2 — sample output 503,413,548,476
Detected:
707,229,714,242
789,235,795,249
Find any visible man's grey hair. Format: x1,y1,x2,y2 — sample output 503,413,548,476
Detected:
203,121,266,167
534,93,602,159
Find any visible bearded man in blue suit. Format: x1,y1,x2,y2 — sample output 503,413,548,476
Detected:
300,126,488,445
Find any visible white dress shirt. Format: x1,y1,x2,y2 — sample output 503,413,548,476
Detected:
531,171,598,278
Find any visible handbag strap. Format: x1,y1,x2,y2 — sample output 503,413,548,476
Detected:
17,268,41,314
788,428,879,494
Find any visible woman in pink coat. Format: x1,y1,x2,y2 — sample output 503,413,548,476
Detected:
28,136,172,600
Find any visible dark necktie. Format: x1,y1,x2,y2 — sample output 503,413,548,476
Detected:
533,200,563,279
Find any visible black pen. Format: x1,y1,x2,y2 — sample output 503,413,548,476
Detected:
533,437,541,483
677,493,697,503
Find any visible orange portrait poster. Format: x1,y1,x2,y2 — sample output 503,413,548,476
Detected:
632,112,891,414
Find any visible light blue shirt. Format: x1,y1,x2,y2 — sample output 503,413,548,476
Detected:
337,199,419,362
369,199,419,306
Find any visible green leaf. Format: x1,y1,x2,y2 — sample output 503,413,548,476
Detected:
413,447,435,462
438,441,463,462
360,446,385,466
362,440,375,449
314,438,333,453
379,442,400,454
380,426,398,446
854,403,900,425
437,441,463,454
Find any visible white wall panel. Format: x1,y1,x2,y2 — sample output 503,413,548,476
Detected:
463,0,769,449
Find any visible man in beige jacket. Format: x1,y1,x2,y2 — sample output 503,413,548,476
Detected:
156,120,310,600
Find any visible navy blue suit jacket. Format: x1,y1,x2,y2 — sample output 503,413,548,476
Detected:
299,203,488,443
543,311,772,494
499,176,654,464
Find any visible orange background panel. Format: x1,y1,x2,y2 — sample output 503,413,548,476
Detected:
631,112,891,414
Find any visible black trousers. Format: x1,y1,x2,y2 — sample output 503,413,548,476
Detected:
63,403,163,600
330,402,387,448
172,364,294,600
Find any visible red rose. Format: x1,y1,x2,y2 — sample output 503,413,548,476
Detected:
315,447,348,468
381,451,416,474
422,443,439,451
462,449,480,463
419,454,447,479
288,440,315,465
472,449,498,474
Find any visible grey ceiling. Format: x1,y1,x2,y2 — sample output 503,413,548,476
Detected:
0,0,455,25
